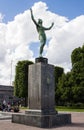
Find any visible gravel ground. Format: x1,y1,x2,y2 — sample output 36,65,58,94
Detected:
0,112,84,130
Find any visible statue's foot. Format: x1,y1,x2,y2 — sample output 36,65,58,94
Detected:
39,54,42,57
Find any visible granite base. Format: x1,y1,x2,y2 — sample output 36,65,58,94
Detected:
12,111,71,128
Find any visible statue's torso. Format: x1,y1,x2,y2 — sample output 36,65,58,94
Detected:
37,25,46,40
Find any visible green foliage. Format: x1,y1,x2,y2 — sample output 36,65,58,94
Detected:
71,45,84,103
71,47,82,66
54,66,64,104
56,73,73,105
71,45,84,67
54,66,64,84
55,44,84,106
14,60,33,98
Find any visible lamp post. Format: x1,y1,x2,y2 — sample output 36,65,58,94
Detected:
10,60,13,86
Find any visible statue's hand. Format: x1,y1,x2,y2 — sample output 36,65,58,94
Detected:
52,22,54,26
30,8,32,13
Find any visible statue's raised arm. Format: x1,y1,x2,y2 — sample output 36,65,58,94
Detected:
43,22,54,30
30,8,54,57
30,8,37,26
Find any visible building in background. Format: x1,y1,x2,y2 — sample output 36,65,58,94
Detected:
0,85,25,107
0,85,14,104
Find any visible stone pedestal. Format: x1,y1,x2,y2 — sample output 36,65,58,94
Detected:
35,57,48,64
12,57,71,128
28,58,56,114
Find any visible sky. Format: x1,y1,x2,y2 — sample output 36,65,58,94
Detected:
0,0,84,85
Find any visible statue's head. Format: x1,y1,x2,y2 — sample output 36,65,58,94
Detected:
38,19,43,25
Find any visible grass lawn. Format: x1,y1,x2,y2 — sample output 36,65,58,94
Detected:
56,106,84,112
20,106,84,112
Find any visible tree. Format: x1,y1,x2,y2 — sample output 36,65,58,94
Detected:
71,45,84,103
71,47,82,66
54,66,64,105
54,66,64,84
56,44,84,106
14,60,33,106
57,72,73,106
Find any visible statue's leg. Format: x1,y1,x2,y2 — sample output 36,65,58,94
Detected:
39,43,44,57
39,35,46,57
39,39,46,57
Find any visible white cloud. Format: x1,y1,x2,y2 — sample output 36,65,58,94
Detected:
46,15,84,71
0,1,84,85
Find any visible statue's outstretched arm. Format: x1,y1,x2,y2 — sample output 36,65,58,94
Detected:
30,8,37,26
43,22,54,30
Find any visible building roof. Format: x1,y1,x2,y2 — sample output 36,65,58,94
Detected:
0,85,14,91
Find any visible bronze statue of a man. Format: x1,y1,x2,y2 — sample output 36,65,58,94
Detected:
30,8,54,57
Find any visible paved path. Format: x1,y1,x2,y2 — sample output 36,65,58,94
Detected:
0,112,84,130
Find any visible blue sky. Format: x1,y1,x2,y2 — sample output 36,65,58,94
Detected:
0,0,84,85
0,0,84,22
